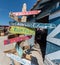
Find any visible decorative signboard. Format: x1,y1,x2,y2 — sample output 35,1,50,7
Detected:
10,10,41,16
9,26,35,35
15,43,23,58
10,22,56,29
4,35,32,45
6,53,31,65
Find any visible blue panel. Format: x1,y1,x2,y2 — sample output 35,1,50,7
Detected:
49,17,60,24
46,42,60,54
54,33,60,39
51,6,60,13
52,59,60,64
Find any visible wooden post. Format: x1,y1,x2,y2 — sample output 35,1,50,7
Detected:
13,3,28,65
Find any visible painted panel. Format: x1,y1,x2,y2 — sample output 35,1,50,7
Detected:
10,10,41,16
9,26,35,35
46,8,60,64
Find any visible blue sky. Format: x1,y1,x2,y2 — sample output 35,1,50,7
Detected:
0,0,36,25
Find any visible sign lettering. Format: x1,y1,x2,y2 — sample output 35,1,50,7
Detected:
10,10,41,16
9,26,35,35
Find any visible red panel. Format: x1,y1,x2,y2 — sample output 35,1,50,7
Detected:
4,35,32,45
12,10,41,16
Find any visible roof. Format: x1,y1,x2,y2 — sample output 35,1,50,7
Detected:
31,0,41,10
30,0,60,20
31,0,50,10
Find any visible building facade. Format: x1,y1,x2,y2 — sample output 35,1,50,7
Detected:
28,0,60,65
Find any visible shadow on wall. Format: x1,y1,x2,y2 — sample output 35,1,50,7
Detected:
35,29,47,61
